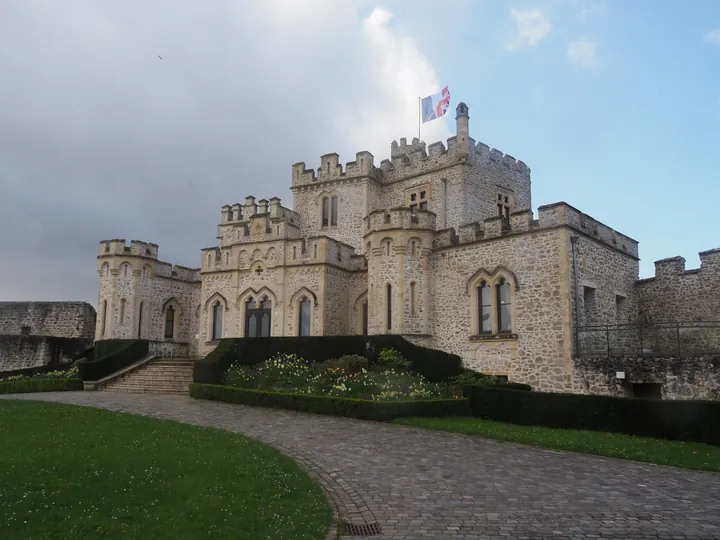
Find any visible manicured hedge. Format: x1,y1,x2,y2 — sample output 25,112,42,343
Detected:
194,336,463,385
77,339,149,382
463,384,720,446
190,383,471,421
0,378,83,394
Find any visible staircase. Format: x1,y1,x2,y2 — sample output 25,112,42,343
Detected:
99,358,193,395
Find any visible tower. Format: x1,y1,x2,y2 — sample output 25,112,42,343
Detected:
456,102,470,161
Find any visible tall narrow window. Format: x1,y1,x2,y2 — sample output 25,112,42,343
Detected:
410,282,417,316
119,298,126,324
321,197,329,227
478,282,492,333
212,302,223,340
298,298,311,336
101,300,107,337
137,302,143,338
386,284,392,331
362,302,368,335
496,279,511,332
165,305,175,339
330,196,338,226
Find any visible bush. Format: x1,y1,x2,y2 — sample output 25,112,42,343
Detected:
190,383,470,421
0,378,83,394
0,364,79,383
319,355,368,374
0,363,78,381
463,384,720,446
77,339,149,381
376,348,411,371
194,336,463,384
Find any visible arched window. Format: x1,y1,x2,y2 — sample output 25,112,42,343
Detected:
298,297,311,336
212,301,223,340
122,263,129,278
119,298,126,324
245,297,272,337
137,301,144,338
165,305,175,339
321,197,329,227
496,279,512,332
330,196,338,226
386,284,392,331
100,300,107,337
478,281,492,333
102,263,109,277
410,282,417,316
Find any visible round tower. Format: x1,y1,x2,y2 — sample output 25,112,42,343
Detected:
456,102,470,161
364,209,435,335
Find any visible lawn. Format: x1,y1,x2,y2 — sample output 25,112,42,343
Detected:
0,400,332,539
393,417,720,473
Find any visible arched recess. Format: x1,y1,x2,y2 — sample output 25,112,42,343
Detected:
466,265,520,296
353,290,369,335
204,292,229,342
237,287,278,337
265,247,277,265
162,297,182,341
237,250,248,268
380,237,394,256
100,262,110,278
119,262,132,279
408,237,423,257
141,264,152,280
289,287,318,336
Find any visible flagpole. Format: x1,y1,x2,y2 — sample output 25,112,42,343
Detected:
418,97,421,141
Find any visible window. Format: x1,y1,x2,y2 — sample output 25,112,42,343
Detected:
137,301,144,338
119,298,126,324
298,298,311,336
386,284,392,331
321,197,329,227
470,270,516,337
410,282,417,316
100,300,107,337
362,301,368,335
496,192,513,223
583,286,597,325
330,196,338,226
615,295,627,323
478,281,492,333
122,263,129,278
165,305,175,339
212,301,223,340
496,279,511,332
245,297,272,337
406,184,430,215
20,326,31,336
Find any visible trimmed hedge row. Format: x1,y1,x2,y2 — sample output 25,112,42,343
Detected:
194,336,464,384
190,383,471,421
77,339,149,381
463,384,720,446
0,363,76,380
0,378,83,394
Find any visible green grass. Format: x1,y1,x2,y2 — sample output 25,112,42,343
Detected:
0,401,332,539
393,417,720,473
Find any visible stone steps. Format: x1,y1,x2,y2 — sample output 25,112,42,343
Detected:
102,357,194,395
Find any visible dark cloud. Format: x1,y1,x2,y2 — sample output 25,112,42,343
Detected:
0,1,451,305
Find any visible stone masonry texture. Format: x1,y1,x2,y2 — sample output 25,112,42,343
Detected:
92,102,720,399
3,392,720,539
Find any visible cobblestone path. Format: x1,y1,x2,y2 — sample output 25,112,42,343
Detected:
3,392,719,539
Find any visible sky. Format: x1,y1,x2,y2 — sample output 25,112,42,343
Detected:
0,0,719,307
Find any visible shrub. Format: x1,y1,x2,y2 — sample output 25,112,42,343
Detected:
190,383,470,421
0,363,78,381
319,355,368,374
463,384,720,446
0,378,83,394
376,348,411,371
77,340,149,381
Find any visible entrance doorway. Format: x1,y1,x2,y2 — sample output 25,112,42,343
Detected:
245,297,272,337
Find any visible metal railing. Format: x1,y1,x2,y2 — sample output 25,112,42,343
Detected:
576,321,720,359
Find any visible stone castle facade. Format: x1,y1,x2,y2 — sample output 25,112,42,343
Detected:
94,103,720,398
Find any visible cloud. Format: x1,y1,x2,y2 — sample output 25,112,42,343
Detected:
506,8,552,50
704,28,720,46
573,0,606,21
0,1,450,305
566,39,599,68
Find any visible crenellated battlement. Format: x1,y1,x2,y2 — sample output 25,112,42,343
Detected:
98,239,159,259
638,248,720,282
364,208,436,234
219,195,300,225
291,151,379,188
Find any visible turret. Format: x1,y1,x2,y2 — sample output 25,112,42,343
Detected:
456,102,470,161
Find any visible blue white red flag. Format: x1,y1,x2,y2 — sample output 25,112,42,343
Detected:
421,86,451,123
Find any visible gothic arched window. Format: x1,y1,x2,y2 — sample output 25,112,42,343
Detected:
496,279,512,333
330,196,338,226
298,298,311,336
212,301,223,340
478,281,491,333
165,305,175,339
321,197,329,227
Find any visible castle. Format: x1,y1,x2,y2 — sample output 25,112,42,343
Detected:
95,103,720,399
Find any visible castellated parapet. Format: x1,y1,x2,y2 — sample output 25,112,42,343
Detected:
99,239,159,259
291,151,379,187
216,196,302,248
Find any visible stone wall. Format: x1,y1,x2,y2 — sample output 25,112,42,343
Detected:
574,355,720,401
0,302,96,338
0,336,91,371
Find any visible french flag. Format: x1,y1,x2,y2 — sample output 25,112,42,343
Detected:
421,86,451,124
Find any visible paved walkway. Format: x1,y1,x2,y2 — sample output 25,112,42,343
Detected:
2,392,719,540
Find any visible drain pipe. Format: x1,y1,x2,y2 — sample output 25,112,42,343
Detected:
570,236,581,356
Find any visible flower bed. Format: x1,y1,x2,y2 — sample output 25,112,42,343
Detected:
0,364,82,394
223,349,455,401
0,364,79,383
